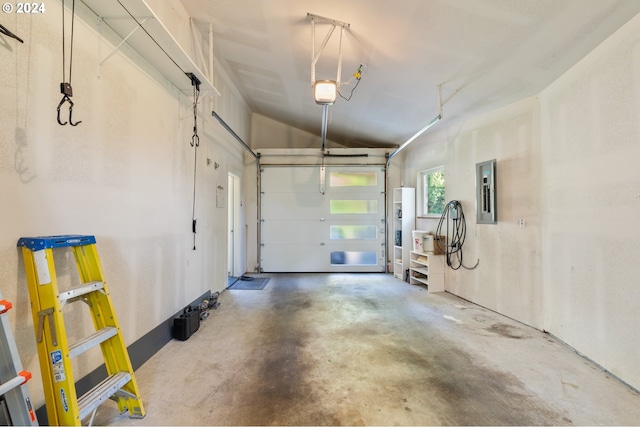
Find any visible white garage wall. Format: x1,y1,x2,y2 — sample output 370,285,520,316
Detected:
540,11,640,391
0,0,249,406
403,97,544,329
252,114,335,149
402,12,640,391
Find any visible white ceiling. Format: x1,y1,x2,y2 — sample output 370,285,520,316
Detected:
180,0,640,149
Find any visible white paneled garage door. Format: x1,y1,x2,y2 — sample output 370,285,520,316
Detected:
261,166,385,272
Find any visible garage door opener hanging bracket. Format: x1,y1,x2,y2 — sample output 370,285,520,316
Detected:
308,13,350,153
57,0,81,126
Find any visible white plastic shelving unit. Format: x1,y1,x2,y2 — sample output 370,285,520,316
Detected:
392,187,415,280
409,250,445,292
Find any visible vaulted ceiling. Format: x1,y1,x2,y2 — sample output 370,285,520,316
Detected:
180,0,640,149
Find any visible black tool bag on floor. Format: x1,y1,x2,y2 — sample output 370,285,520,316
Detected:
173,306,200,341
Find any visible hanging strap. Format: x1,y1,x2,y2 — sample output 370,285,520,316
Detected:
188,73,201,250
58,0,81,126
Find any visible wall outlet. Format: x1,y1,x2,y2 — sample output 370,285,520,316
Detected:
518,219,526,229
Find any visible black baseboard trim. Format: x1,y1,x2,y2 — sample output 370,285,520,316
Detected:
35,290,211,425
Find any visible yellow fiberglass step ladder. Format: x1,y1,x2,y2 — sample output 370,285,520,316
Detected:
17,235,145,426
0,290,38,426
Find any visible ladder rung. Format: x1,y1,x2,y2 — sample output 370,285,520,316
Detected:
58,281,104,303
69,327,118,359
78,372,131,421
0,375,26,397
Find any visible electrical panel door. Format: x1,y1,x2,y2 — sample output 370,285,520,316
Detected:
476,159,497,224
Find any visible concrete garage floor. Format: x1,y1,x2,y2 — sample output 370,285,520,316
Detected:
94,273,640,426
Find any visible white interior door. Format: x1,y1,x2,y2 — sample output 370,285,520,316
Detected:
227,173,242,277
261,166,385,272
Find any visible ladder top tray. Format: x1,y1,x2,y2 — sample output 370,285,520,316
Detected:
17,235,96,251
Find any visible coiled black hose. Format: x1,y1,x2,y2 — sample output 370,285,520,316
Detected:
435,200,479,270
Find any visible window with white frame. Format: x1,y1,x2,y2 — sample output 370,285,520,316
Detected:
417,166,445,217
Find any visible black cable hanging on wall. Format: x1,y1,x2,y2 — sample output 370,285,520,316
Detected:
188,73,201,250
435,200,480,270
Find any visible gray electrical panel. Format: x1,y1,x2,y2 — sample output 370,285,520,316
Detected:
476,159,497,224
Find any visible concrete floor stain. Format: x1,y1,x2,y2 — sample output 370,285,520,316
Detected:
92,273,640,426
238,277,569,425
486,323,529,339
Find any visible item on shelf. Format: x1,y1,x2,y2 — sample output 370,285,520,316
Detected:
395,230,402,246
412,230,428,252
412,230,446,255
424,234,446,255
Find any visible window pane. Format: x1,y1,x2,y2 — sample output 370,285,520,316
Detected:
330,200,377,214
427,170,445,214
423,174,429,214
330,251,378,265
330,225,378,240
329,172,377,187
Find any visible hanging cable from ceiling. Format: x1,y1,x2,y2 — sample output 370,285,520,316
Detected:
57,0,81,126
337,64,364,101
435,200,480,270
187,73,201,250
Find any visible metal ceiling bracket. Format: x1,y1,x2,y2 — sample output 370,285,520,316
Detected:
336,26,345,86
307,13,350,28
190,19,216,100
309,13,350,153
308,13,350,87
97,16,149,78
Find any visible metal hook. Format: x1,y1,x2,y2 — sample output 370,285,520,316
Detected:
57,83,81,126
56,95,70,125
68,101,81,126
191,133,199,147
56,95,81,126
